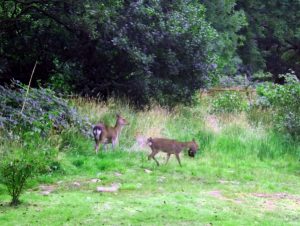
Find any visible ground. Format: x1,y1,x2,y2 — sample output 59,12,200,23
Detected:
1,150,299,226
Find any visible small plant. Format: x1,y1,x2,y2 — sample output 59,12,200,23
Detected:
0,131,61,205
211,91,248,114
0,148,40,206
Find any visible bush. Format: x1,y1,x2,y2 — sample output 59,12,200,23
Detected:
211,91,248,114
256,71,300,138
0,148,39,205
0,80,91,137
0,132,61,205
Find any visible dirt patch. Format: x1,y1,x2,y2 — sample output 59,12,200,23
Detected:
218,179,240,185
252,192,300,211
207,190,243,204
207,190,229,201
253,193,300,202
96,183,120,193
39,185,56,196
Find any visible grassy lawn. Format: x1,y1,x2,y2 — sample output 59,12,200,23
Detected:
1,98,299,225
1,149,299,226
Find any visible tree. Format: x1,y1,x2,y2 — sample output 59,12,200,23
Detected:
0,0,220,106
200,0,247,75
237,0,300,79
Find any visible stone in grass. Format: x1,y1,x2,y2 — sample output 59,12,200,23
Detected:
39,185,56,196
96,183,120,193
114,172,122,177
91,178,101,183
73,182,81,187
41,191,52,196
144,169,152,174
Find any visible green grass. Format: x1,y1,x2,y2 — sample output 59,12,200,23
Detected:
0,98,300,225
0,151,299,225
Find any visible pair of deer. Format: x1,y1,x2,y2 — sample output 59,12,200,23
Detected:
93,114,199,166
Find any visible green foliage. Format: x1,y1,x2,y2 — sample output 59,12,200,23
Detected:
201,0,248,75
211,92,248,114
0,81,91,137
256,72,300,138
237,0,300,76
0,155,34,206
0,144,48,205
0,0,219,107
47,59,78,94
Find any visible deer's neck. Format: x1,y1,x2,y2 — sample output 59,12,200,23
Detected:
181,141,191,149
114,123,124,135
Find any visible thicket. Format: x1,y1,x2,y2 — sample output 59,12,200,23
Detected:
210,91,248,114
256,72,300,138
2,1,299,106
0,0,220,106
0,80,91,138
0,82,91,205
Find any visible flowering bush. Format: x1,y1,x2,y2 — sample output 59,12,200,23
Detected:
0,80,91,138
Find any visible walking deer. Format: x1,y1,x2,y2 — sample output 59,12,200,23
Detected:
147,137,198,166
93,114,128,154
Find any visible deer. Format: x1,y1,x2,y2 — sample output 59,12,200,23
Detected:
147,137,198,167
93,114,128,154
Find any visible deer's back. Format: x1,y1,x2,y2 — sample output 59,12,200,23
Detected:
151,138,185,153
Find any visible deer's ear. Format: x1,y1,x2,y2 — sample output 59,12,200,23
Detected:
116,113,120,118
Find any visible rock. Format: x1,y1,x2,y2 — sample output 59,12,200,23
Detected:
40,191,51,196
73,182,81,187
91,178,101,183
96,184,120,193
157,176,166,183
144,169,152,174
114,172,122,177
39,184,56,195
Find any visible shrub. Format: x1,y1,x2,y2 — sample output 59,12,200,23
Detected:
256,71,300,138
0,133,60,205
0,148,39,205
211,91,248,114
0,80,91,137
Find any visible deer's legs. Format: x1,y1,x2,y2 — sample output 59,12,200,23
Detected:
148,149,160,166
175,153,182,167
165,153,171,165
95,140,100,154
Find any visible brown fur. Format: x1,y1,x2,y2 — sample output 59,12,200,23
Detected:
93,114,128,154
147,137,198,166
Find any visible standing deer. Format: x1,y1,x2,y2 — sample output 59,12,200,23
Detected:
147,137,198,166
93,114,128,154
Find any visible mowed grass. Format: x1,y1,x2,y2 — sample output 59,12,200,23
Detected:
0,151,299,226
1,98,300,225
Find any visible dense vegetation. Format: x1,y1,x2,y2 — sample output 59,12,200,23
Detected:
0,93,299,223
0,1,299,224
1,0,300,105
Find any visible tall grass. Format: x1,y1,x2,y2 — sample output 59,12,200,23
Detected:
1,95,300,225
70,96,299,160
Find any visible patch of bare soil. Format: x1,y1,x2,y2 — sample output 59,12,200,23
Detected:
96,183,120,193
39,185,57,196
253,192,300,211
208,190,227,200
207,190,242,204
